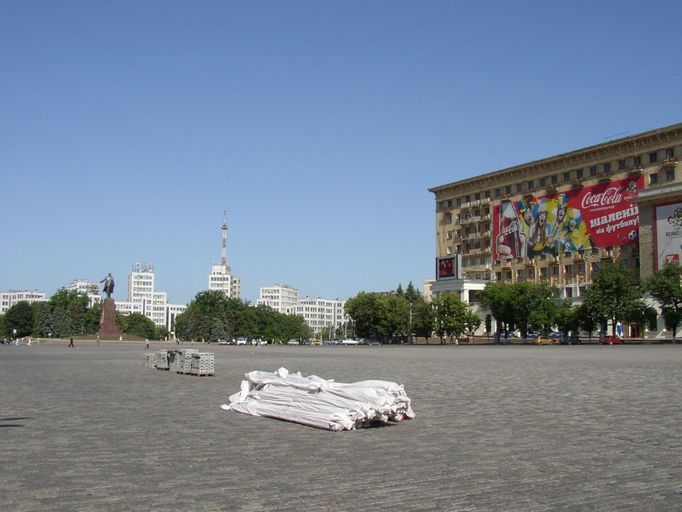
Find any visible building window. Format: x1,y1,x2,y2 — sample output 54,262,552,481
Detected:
446,231,453,240
551,175,558,185
649,152,658,163
566,287,573,298
665,147,675,160
618,159,627,170
484,190,490,198
495,272,501,281
589,165,598,177
446,246,452,255
474,192,481,201
494,188,501,198
650,173,659,185
517,270,524,280
465,195,471,203
634,155,641,167
540,267,547,278
666,168,675,182
505,185,512,195
603,162,611,173
528,268,535,278
576,168,583,179
516,183,524,193
565,265,573,275
444,212,452,223
563,172,571,182
527,180,534,190
539,177,546,187
551,265,559,276
578,262,585,273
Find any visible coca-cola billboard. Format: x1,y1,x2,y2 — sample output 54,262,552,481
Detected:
492,176,643,259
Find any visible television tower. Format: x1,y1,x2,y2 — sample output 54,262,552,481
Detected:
221,210,231,271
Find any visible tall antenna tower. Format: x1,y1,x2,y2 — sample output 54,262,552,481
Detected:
220,210,230,270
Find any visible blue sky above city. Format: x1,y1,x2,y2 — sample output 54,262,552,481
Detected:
1,0,681,304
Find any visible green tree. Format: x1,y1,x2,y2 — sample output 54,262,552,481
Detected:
345,292,383,339
412,297,435,338
0,314,6,338
478,282,516,340
554,301,580,343
84,302,103,334
576,302,599,341
379,294,409,341
511,282,556,340
121,313,156,339
463,309,482,337
432,291,469,343
646,262,682,342
5,302,33,338
154,326,170,341
582,262,646,338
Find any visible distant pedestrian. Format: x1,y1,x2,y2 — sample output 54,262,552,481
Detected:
145,339,149,349
68,338,75,348
96,335,100,346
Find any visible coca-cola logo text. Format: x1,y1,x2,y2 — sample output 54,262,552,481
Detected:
581,186,623,209
500,219,518,236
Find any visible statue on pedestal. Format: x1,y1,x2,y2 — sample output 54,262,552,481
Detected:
98,272,122,337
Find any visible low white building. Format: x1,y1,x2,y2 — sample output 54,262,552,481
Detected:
64,279,101,307
257,284,300,314
0,290,47,314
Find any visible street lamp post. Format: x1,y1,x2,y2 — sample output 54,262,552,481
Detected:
408,300,413,345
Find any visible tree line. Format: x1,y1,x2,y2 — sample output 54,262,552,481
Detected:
479,261,682,342
2,263,680,343
0,289,170,340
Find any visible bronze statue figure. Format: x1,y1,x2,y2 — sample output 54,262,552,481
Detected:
100,273,115,299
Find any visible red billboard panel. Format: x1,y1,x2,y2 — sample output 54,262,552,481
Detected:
492,176,643,260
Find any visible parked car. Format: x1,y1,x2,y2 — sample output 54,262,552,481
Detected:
217,340,229,345
549,332,565,339
535,336,552,345
235,337,248,346
602,335,624,345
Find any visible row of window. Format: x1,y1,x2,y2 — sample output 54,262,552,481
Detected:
439,147,677,210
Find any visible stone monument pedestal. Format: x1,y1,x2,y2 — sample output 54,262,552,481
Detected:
99,298,122,337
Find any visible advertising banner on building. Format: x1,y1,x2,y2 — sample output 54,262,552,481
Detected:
436,255,461,280
492,175,643,260
654,202,682,269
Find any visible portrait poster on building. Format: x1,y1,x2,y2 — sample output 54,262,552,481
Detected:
654,202,682,270
492,176,643,260
436,256,458,280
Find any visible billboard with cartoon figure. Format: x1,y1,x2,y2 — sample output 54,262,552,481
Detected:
493,176,643,260
655,202,682,270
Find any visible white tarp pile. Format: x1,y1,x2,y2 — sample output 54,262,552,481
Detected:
220,367,415,431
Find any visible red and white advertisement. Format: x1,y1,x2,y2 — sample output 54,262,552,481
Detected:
492,176,643,260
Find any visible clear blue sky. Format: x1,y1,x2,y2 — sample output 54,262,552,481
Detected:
1,0,681,304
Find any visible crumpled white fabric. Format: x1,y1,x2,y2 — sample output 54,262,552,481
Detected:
220,367,415,431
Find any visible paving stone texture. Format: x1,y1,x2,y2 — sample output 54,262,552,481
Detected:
1,343,681,511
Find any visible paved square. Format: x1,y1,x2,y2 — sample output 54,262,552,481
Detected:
1,343,681,511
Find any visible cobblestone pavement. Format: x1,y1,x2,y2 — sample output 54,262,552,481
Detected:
1,343,681,511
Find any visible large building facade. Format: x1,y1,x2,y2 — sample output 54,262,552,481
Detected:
429,123,682,336
257,284,300,314
115,262,186,336
257,284,348,335
293,297,348,335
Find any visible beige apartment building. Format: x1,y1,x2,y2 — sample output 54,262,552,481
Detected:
428,123,682,336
